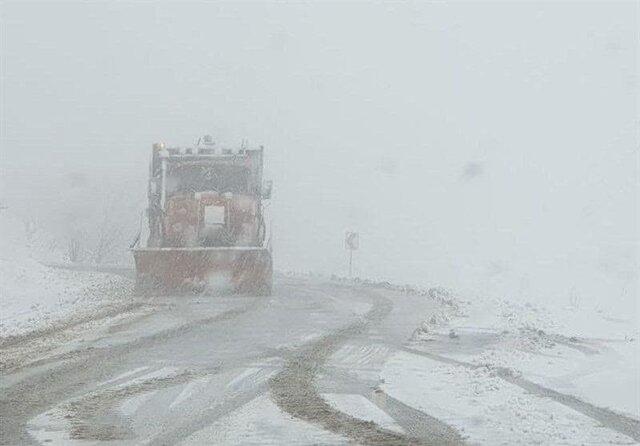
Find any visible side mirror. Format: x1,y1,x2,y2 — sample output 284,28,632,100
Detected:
262,180,273,199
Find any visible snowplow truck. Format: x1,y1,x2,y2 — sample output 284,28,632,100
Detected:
132,137,272,295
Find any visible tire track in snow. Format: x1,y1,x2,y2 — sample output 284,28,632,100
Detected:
145,375,273,445
64,368,217,441
402,347,640,442
0,300,145,351
0,299,263,444
369,390,463,444
3,298,258,375
270,289,465,446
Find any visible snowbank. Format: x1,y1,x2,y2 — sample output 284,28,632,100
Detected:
368,280,639,444
395,284,639,441
0,211,131,338
381,351,636,445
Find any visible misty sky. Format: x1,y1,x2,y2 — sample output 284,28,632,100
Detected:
1,2,637,306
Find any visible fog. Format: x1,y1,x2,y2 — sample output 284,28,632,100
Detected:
1,2,637,311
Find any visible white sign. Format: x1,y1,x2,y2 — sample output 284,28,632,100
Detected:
204,205,225,226
345,231,359,250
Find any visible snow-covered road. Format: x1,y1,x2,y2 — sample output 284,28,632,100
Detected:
0,275,637,445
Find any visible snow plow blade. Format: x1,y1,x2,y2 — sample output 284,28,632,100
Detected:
133,247,272,296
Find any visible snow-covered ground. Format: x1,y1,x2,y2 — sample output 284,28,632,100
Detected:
0,211,132,339
382,350,636,445
454,296,638,415
2,207,637,444
381,287,639,445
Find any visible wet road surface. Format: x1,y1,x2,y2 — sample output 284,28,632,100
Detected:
0,276,458,445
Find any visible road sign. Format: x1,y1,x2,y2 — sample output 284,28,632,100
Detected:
345,231,359,278
345,231,359,251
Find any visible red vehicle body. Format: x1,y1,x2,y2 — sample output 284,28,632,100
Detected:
132,137,272,295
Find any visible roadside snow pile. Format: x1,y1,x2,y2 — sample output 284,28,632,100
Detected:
381,351,636,446
0,211,131,339
411,287,640,420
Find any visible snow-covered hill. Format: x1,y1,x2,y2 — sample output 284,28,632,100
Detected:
0,211,131,338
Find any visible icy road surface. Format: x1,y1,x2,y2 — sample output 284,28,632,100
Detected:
1,276,637,445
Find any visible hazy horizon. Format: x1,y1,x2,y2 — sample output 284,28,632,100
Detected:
1,1,637,310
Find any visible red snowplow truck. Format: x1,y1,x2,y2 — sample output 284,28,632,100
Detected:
132,136,272,295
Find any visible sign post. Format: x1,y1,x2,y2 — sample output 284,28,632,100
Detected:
344,231,359,278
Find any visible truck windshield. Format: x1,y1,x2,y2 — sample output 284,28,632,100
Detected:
165,164,249,194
